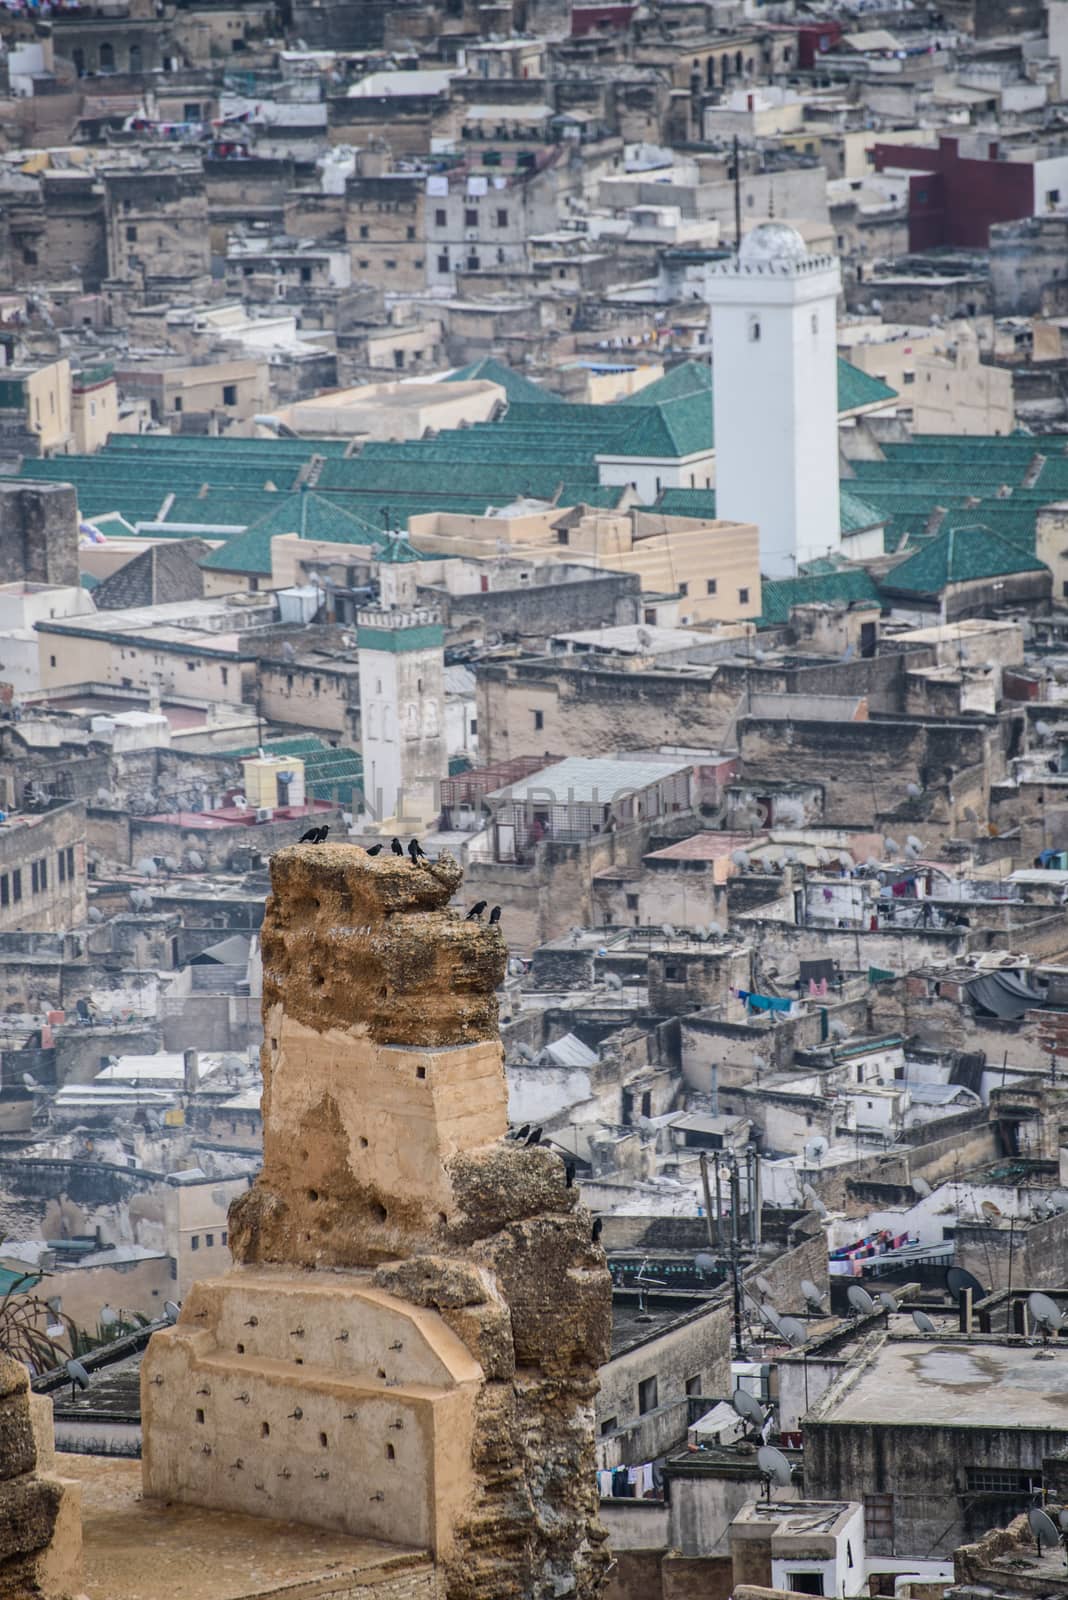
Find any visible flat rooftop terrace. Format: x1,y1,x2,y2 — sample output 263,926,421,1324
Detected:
67,1454,435,1600
824,1337,1068,1429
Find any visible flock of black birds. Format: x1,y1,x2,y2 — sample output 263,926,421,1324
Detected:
297,826,501,926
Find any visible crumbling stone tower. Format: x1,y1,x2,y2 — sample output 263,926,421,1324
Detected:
142,844,611,1600
0,1353,82,1599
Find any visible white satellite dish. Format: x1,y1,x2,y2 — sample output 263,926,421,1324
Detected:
1029,1292,1064,1337
757,1445,794,1490
847,1285,875,1316
732,1388,765,1428
912,1309,937,1334
779,1316,808,1347
800,1280,825,1313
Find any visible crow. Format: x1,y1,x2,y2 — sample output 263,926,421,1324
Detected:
591,1217,602,1244
365,843,383,856
299,825,328,844
466,901,487,920
508,1123,530,1142
391,838,404,856
565,1162,575,1189
488,905,502,925
525,1126,542,1147
408,839,427,863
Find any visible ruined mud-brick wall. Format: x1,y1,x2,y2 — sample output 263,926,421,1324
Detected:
229,844,612,1600
0,1353,82,1600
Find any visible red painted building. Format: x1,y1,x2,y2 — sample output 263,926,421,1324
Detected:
570,1,637,36
871,136,1041,251
795,20,843,69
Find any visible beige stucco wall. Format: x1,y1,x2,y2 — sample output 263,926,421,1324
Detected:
38,629,253,703
25,358,73,453
71,377,118,454
142,1269,482,1555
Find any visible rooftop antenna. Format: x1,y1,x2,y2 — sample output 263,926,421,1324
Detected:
847,1285,876,1317
757,1445,793,1501
946,1266,986,1301
733,133,742,256
801,1279,825,1314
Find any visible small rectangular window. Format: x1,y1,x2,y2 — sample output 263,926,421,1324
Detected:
464,207,478,227
739,587,750,604
66,846,74,878
58,851,66,883
406,224,416,240
0,875,8,908
496,208,508,227
437,254,449,273
126,224,138,242
626,893,639,910
223,384,237,406
435,208,447,226
685,1374,702,1396
534,709,544,731
638,1376,658,1414
359,223,369,239
190,1235,200,1251
205,1233,214,1247
31,861,38,894
678,581,688,597
707,578,717,595
40,857,47,891
12,869,21,903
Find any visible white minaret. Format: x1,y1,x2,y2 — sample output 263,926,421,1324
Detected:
706,223,841,580
357,606,447,830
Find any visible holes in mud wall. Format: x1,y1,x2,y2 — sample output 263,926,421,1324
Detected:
237,1343,245,1354
320,1432,329,1448
307,1188,319,1203
358,1136,368,1149
312,970,326,989
416,1066,426,1080
386,1443,395,1461
438,1212,448,1227
261,1421,270,1438
377,1368,386,1380
372,1202,388,1224
196,1408,205,1424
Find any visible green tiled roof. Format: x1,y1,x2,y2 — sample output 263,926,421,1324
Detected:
883,522,1049,595
836,361,898,414
758,569,882,627
839,488,884,533
227,736,363,804
446,357,559,405
200,491,386,574
617,362,710,406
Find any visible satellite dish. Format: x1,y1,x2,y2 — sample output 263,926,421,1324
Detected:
779,1316,808,1347
801,1279,825,1313
946,1266,987,1301
760,1302,785,1335
732,1388,765,1427
1028,1507,1061,1551
755,1275,773,1296
980,1200,1002,1219
912,1309,937,1334
848,1286,876,1316
805,1136,828,1165
757,1445,794,1488
164,1301,181,1324
913,1177,932,1197
65,1359,90,1392
802,1184,829,1219
1029,1292,1064,1335
878,1292,898,1314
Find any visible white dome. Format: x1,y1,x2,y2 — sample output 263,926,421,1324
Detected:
738,222,809,266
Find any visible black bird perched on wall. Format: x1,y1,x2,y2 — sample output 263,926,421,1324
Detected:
565,1162,575,1188
466,901,487,920
591,1217,602,1244
391,837,404,855
408,839,427,863
365,843,383,856
508,1123,530,1142
488,905,502,925
299,825,328,844
525,1126,542,1147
